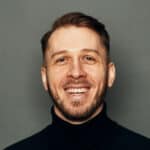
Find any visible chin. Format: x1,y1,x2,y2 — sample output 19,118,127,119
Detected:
55,99,103,122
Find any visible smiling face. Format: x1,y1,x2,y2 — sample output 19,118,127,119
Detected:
41,26,115,124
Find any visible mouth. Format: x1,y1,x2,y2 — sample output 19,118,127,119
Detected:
64,87,90,103
62,81,92,103
65,87,89,94
63,84,91,102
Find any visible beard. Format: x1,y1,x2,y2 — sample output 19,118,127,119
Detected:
47,76,108,122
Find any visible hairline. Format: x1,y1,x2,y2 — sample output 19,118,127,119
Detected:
43,25,110,63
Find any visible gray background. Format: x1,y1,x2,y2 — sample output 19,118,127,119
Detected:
0,0,150,149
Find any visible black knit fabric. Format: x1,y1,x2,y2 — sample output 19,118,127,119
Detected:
5,105,150,150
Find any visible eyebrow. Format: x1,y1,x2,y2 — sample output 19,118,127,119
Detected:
50,50,68,59
82,49,101,56
50,48,101,58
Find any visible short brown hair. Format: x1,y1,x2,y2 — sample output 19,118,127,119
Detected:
41,12,110,57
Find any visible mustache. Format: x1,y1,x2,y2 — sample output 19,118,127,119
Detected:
62,78,92,88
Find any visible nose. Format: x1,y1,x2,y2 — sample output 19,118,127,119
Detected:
67,59,86,79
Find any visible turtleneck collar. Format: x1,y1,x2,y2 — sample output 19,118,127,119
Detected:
51,103,109,132
48,104,112,149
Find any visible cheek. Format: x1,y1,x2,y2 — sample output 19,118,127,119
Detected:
47,67,67,90
85,65,106,83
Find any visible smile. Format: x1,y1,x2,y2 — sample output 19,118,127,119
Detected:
65,88,89,94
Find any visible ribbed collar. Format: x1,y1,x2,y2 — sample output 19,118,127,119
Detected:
51,103,109,134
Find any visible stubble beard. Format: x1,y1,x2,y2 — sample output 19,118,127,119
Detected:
48,80,108,123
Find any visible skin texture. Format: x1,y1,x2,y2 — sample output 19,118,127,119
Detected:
41,26,116,124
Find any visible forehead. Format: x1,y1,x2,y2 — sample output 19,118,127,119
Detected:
47,26,106,54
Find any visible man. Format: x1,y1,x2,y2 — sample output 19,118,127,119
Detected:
5,12,150,150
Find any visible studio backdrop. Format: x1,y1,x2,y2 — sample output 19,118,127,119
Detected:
0,0,150,149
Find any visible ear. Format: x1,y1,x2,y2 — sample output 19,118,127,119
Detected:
107,62,116,88
41,66,48,91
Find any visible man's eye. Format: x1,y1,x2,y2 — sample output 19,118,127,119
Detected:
83,55,96,64
55,57,67,64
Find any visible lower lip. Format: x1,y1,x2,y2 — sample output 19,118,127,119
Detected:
65,90,89,101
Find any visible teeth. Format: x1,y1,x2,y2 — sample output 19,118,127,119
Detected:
66,88,88,93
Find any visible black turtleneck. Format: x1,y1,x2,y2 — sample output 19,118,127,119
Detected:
50,104,111,149
5,105,150,150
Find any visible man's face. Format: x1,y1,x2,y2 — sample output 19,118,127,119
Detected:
41,26,115,123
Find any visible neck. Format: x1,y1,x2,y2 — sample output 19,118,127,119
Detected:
54,103,104,125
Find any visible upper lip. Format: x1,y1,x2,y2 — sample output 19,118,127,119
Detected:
64,84,91,90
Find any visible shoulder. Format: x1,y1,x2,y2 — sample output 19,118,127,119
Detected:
107,119,150,149
4,125,54,150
